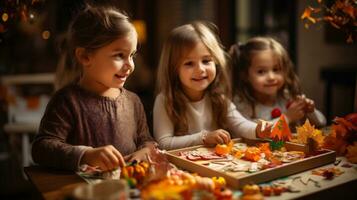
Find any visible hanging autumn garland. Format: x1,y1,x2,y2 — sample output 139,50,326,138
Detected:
301,0,357,43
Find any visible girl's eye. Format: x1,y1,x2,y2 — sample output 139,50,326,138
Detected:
114,53,124,59
273,67,281,72
202,59,212,64
257,69,265,74
184,61,193,66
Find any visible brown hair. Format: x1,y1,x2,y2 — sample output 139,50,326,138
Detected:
230,37,301,117
55,4,135,90
156,21,231,135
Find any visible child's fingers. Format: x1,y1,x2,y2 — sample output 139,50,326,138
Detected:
103,146,122,169
220,130,231,144
100,152,114,171
111,148,126,167
214,134,224,144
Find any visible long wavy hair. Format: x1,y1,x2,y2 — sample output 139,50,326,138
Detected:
230,37,301,118
156,21,231,135
55,4,135,90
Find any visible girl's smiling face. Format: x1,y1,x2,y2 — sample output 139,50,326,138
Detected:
178,41,216,101
248,49,284,101
79,30,137,95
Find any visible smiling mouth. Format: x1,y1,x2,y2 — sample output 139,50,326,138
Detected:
264,84,278,87
192,77,208,81
115,74,128,80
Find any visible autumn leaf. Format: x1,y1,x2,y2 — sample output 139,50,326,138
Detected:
346,142,357,163
296,119,324,148
302,0,356,43
343,5,355,19
301,7,317,23
323,132,348,155
301,7,312,19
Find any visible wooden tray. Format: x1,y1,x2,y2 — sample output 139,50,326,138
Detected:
166,138,336,189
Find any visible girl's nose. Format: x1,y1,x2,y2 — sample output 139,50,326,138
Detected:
197,62,205,72
123,59,134,72
267,71,275,79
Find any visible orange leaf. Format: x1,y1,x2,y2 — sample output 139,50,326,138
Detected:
323,134,348,155
301,7,312,20
346,142,357,163
343,5,355,20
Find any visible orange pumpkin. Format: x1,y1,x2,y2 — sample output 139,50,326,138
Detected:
215,141,233,155
244,147,261,162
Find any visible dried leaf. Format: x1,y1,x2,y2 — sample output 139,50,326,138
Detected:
346,142,357,163
296,119,324,148
301,7,313,20
323,131,349,155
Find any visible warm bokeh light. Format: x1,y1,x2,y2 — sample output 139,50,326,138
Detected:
42,30,50,40
2,13,9,22
132,20,147,43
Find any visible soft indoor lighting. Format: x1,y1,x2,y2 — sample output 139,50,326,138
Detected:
132,20,147,43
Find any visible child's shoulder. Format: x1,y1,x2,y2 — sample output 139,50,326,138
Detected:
121,88,143,104
233,94,249,106
51,84,77,99
153,92,179,105
45,84,80,109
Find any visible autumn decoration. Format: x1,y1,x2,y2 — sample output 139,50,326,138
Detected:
269,115,292,150
293,119,325,152
323,113,357,163
301,0,357,43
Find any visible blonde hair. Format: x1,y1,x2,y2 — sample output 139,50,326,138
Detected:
55,5,135,90
230,36,301,118
156,21,231,135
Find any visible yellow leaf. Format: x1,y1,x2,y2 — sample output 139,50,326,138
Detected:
296,119,325,147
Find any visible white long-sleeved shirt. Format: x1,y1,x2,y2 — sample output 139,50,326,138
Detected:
153,93,258,150
233,95,326,130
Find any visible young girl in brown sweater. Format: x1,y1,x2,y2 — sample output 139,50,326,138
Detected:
32,5,155,171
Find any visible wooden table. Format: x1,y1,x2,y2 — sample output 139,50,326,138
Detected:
25,158,357,200
24,166,86,200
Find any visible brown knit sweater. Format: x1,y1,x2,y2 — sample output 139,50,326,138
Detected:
32,84,153,170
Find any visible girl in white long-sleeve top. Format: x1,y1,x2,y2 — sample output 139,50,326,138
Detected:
153,22,268,150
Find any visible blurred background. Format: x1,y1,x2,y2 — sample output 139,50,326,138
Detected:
0,0,356,199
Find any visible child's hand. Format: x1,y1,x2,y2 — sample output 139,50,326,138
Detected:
256,120,272,138
124,146,152,163
203,129,231,146
81,145,125,171
300,95,315,113
285,97,306,123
